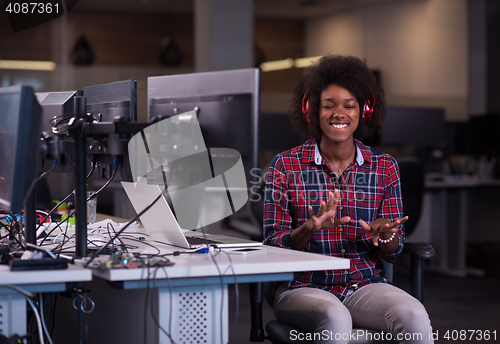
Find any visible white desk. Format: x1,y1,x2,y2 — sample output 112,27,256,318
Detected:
417,177,500,277
90,243,350,344
0,264,92,338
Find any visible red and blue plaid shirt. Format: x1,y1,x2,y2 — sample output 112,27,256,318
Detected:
263,139,405,300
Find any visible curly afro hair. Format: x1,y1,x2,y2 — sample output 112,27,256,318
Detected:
289,54,386,142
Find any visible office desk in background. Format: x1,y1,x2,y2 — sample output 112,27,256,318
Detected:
70,243,350,344
0,264,92,338
409,176,500,277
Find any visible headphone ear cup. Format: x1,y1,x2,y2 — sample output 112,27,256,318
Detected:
362,97,374,123
302,95,310,123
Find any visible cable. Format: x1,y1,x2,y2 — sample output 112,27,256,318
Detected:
39,294,54,344
26,297,45,344
85,184,168,267
36,155,97,235
39,158,117,248
21,162,57,207
86,155,97,179
143,263,150,344
5,285,34,298
106,222,127,252
119,236,161,256
220,250,240,344
87,155,119,202
150,266,176,344
36,190,75,235
75,282,84,344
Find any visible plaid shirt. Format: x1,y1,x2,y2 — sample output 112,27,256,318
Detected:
263,139,405,301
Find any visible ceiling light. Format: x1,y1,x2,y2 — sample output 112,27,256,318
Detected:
294,55,322,68
0,60,56,71
260,58,294,72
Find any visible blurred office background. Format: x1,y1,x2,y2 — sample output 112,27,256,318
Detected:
2,0,500,341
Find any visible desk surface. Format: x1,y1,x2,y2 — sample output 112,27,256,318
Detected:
90,244,350,283
0,264,92,286
425,176,500,188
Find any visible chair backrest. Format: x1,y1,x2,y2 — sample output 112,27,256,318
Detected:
396,157,424,238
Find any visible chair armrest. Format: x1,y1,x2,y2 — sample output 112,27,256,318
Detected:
403,242,435,260
403,242,435,302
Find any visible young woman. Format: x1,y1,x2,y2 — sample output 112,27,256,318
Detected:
263,55,433,344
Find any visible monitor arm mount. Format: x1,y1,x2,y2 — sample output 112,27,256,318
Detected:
25,96,150,258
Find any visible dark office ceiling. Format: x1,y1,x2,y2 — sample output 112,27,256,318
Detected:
75,0,400,18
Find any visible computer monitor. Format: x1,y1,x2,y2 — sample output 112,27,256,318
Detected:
84,80,138,181
0,85,42,213
84,80,137,124
468,113,500,156
35,90,83,173
259,112,305,153
379,107,446,148
147,69,260,181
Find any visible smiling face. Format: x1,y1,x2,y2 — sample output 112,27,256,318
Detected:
319,83,360,145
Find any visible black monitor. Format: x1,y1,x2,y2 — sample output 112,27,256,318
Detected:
0,85,42,213
147,69,260,180
379,107,446,148
84,80,137,124
259,113,305,153
35,90,83,173
468,113,500,156
84,80,138,181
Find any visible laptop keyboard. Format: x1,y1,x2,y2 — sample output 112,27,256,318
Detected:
186,236,223,246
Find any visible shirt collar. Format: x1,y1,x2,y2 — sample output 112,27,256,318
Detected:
310,139,372,166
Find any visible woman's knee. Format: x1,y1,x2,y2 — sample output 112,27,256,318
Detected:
388,301,432,332
313,299,352,330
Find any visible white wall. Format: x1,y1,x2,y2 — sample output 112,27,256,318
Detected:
305,0,468,121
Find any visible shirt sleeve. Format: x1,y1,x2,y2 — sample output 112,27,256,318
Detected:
375,157,405,262
263,155,294,249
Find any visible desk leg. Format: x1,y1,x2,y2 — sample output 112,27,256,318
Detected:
428,188,475,277
0,292,26,339
158,284,228,344
429,189,452,275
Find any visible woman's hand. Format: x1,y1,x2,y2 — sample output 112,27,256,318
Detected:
359,216,408,247
307,189,351,232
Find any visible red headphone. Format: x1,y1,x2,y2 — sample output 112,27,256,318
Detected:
362,95,375,123
302,93,375,123
302,94,310,123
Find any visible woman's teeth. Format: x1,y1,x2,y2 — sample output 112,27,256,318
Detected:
332,123,348,129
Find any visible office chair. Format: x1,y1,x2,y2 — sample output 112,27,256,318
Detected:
248,158,434,344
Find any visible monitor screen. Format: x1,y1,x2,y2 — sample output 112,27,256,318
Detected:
379,107,446,147
0,85,42,213
147,68,260,178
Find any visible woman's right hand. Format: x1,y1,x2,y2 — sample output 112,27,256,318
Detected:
307,189,351,232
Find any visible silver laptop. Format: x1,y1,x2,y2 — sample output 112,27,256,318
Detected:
121,181,262,249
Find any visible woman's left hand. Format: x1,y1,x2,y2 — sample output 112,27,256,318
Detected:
359,216,408,247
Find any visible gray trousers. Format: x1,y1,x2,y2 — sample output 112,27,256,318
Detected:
274,283,434,344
